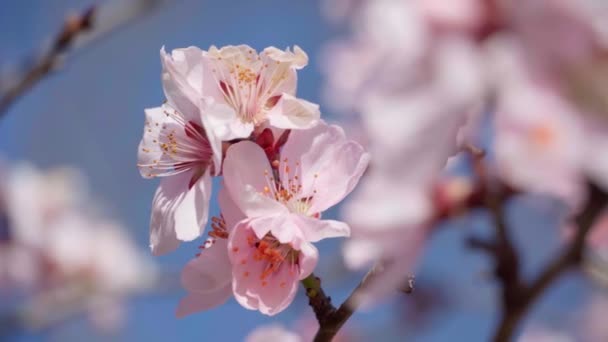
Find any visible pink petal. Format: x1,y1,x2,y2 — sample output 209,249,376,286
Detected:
227,220,303,316
223,141,287,217
137,107,167,179
218,184,246,229
292,215,351,243
283,124,370,213
160,47,203,122
181,240,232,294
175,288,232,318
149,170,211,255
199,98,223,176
255,266,299,316
176,239,233,317
279,122,345,193
297,241,319,280
266,93,320,130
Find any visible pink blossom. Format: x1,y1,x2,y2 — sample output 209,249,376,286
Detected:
176,186,244,317
492,66,586,208
139,47,221,256
246,324,301,342
222,122,369,238
228,217,319,315
219,122,369,314
201,45,320,140
138,104,215,255
0,163,156,331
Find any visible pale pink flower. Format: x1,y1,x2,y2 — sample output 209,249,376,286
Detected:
138,46,224,255
228,217,319,315
246,324,301,342
0,163,156,331
201,45,320,140
138,104,215,255
488,39,587,208
222,122,369,236
176,186,243,317
221,122,369,314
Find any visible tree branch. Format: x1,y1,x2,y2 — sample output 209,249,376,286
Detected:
491,182,608,342
0,0,169,118
302,266,414,342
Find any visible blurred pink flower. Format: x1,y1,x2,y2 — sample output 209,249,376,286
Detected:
246,324,301,342
201,45,320,140
517,326,574,342
581,294,608,341
0,163,157,331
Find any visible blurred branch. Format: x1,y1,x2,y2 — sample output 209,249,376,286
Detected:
0,0,169,118
302,266,415,342
492,182,608,342
469,181,608,342
462,146,608,341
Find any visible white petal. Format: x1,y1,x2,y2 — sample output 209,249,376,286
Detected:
267,93,320,130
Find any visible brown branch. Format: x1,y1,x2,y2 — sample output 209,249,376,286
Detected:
0,7,96,116
302,266,414,342
0,0,169,118
489,182,608,342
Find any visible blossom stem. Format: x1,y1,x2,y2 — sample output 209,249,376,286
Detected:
303,265,414,342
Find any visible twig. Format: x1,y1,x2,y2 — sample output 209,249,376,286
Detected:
302,266,414,342
0,0,168,118
0,7,96,116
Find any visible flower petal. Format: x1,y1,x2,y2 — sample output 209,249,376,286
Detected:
161,47,204,122
292,215,351,243
283,123,370,213
223,141,287,217
149,170,211,255
181,240,232,294
175,288,232,318
297,242,318,280
138,107,166,179
218,184,246,230
266,93,320,130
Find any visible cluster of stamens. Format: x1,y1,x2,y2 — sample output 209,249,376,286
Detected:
262,158,318,215
139,108,212,178
209,49,291,124
196,215,228,256
242,233,298,288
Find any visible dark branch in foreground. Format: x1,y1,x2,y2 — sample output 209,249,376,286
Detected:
302,268,414,342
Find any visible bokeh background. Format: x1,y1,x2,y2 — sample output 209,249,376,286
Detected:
0,1,601,341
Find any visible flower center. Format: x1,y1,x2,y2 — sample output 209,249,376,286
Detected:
139,107,213,179
247,233,299,285
208,49,291,125
260,158,319,216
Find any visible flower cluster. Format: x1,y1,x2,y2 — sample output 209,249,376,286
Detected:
0,163,156,331
321,0,608,300
138,45,369,316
